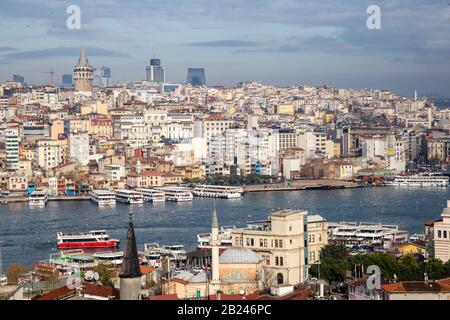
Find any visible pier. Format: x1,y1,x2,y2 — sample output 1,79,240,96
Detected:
0,195,90,204
243,179,363,193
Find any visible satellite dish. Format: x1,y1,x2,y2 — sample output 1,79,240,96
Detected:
84,270,94,281
93,272,100,281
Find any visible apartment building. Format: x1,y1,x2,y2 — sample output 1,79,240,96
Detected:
37,139,62,170
434,200,450,262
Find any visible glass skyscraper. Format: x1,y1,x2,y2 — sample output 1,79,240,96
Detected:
187,68,206,86
146,58,165,83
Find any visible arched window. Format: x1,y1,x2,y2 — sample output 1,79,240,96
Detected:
276,273,284,285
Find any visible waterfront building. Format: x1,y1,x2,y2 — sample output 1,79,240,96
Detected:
5,127,20,171
37,139,62,170
433,200,450,262
230,209,327,286
73,47,93,95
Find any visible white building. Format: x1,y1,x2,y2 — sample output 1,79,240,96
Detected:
69,132,89,165
37,139,62,170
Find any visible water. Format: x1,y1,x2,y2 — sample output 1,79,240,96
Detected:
0,187,449,269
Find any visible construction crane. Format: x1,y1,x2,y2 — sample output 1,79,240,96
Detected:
43,69,55,86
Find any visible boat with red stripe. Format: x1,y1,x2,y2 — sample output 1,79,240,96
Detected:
57,230,120,249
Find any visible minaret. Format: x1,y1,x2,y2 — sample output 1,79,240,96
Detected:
209,202,221,294
119,207,142,300
73,47,93,95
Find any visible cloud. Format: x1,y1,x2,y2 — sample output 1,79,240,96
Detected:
183,39,265,48
1,47,131,61
0,47,17,52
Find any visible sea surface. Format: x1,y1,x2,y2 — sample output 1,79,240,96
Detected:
0,187,449,269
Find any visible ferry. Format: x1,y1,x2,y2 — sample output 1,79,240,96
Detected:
28,191,48,207
92,251,123,265
56,230,120,249
114,189,144,204
193,185,243,199
155,187,193,202
90,190,116,206
197,225,236,248
386,175,449,187
144,243,186,268
135,188,166,202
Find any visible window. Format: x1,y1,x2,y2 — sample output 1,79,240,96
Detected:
260,239,264,247
246,238,251,246
274,240,278,248
275,257,279,266
279,240,283,248
280,257,284,266
444,231,448,239
438,230,442,238
264,239,268,247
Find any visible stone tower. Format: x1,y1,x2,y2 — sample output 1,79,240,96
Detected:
119,208,142,300
73,47,93,94
209,202,221,294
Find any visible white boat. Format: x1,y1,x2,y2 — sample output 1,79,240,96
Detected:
388,175,449,187
155,187,193,202
90,190,116,206
197,225,236,248
92,251,123,265
114,189,144,204
28,191,48,207
144,243,186,268
135,188,166,202
193,185,242,199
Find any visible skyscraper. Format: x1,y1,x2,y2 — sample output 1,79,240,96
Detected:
94,66,112,87
61,74,73,88
145,58,165,83
13,74,25,84
187,68,206,86
73,47,93,94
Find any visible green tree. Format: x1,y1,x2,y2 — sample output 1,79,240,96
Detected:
398,254,422,281
93,263,117,287
426,258,445,280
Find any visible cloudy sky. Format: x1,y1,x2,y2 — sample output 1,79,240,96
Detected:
0,0,449,97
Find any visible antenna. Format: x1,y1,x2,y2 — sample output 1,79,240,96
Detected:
43,69,55,85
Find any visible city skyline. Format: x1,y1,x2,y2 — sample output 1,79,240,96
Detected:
0,0,449,97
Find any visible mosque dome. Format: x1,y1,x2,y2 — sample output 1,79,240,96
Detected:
219,247,261,264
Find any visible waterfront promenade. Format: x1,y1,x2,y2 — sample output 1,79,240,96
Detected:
243,179,361,192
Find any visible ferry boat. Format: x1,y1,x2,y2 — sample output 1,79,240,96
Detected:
193,185,243,199
135,188,166,202
90,190,116,206
386,175,449,187
144,243,186,268
56,230,120,249
197,225,236,248
114,189,144,204
28,191,48,207
155,187,193,202
92,251,123,265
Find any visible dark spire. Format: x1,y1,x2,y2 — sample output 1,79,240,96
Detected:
119,207,142,278
211,201,219,229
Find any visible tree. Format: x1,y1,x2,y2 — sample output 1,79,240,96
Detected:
93,263,117,287
398,254,422,281
426,258,446,280
6,263,28,284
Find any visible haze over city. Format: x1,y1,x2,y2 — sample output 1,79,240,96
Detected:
1,0,450,97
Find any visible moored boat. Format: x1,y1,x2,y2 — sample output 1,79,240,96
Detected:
56,230,120,249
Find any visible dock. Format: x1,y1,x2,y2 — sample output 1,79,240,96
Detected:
0,195,90,204
243,179,364,193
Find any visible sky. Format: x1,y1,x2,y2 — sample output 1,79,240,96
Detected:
0,0,449,97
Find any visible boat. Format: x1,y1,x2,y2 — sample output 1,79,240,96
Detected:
144,243,187,268
197,225,236,248
92,251,123,265
0,274,7,286
387,175,449,187
155,187,193,202
56,230,120,249
28,191,48,207
114,189,144,204
193,185,242,199
135,188,166,202
90,190,116,206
